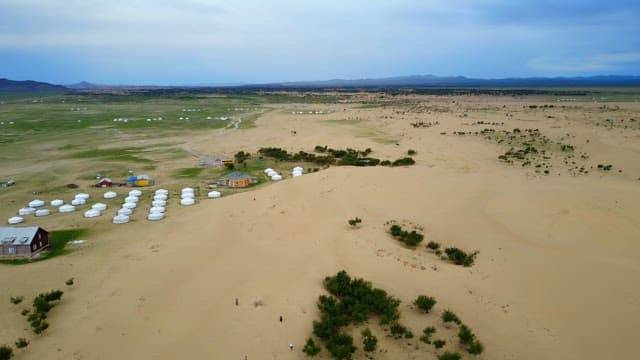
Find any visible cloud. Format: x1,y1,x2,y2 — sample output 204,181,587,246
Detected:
528,52,640,73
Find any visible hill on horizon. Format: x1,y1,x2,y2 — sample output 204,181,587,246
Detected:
0,78,68,92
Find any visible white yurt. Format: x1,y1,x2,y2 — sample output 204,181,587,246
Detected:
122,202,137,209
103,191,117,199
266,170,278,177
152,200,167,207
207,191,221,199
182,187,194,193
155,189,169,195
129,189,142,197
18,207,36,216
91,203,107,211
8,216,24,225
113,215,130,224
293,166,303,173
117,208,133,216
75,193,90,200
264,168,274,174
50,199,64,207
147,212,165,221
35,209,50,217
149,206,165,214
153,194,167,201
71,198,86,206
124,196,139,203
59,204,76,213
292,172,302,177
84,209,101,218
271,174,283,181
28,199,45,208
180,198,195,206
180,193,194,199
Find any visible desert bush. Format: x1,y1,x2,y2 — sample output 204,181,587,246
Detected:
65,278,75,286
0,345,13,360
444,248,478,267
361,328,377,352
14,338,28,349
389,323,412,339
426,241,440,250
9,296,23,305
468,340,484,354
325,333,356,360
414,295,437,313
433,339,446,349
458,324,475,345
442,310,461,325
438,351,462,360
380,160,392,166
407,149,417,155
391,157,415,166
389,225,424,247
302,337,322,357
348,217,362,227
420,326,436,344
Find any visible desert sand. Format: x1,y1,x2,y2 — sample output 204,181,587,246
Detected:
1,93,639,359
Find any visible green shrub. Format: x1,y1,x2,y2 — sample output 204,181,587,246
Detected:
14,338,28,349
325,333,356,360
438,351,462,360
348,218,362,227
442,310,461,325
0,345,13,360
420,326,436,344
426,241,440,250
65,278,75,286
444,247,478,267
468,340,484,354
414,295,437,313
361,328,377,352
407,149,417,155
389,225,424,247
302,337,321,356
458,324,475,345
391,157,415,166
9,296,23,305
433,339,446,349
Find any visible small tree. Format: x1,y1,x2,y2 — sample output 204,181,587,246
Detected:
0,345,13,360
468,340,484,354
407,149,417,155
348,217,362,227
302,337,321,357
224,162,235,170
433,339,446,349
414,295,437,313
361,328,377,352
458,324,475,345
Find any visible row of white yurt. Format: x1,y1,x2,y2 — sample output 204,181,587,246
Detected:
181,187,194,206
104,191,117,199
265,168,282,181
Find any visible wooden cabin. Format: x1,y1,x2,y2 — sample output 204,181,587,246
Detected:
0,227,49,258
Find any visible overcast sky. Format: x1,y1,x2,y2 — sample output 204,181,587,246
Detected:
0,0,639,85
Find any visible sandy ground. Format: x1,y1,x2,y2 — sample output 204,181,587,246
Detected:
1,94,639,359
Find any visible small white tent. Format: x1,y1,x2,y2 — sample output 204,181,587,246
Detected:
8,216,24,224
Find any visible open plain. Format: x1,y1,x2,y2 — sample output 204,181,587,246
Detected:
1,89,639,359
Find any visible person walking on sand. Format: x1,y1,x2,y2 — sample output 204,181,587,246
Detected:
235,298,239,306
289,343,294,350
279,315,283,322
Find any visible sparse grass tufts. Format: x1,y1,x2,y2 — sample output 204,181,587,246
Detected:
414,295,437,313
9,296,23,305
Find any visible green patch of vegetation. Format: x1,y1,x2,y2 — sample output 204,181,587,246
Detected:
348,217,362,227
0,229,88,265
310,271,403,359
28,290,63,334
442,310,461,325
444,247,478,267
433,339,446,349
389,224,424,247
173,167,205,178
69,147,154,163
14,338,28,349
361,328,377,352
414,295,437,313
9,296,23,305
438,351,462,360
420,326,436,344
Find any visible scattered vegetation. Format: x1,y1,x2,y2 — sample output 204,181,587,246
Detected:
420,326,436,344
459,325,484,355
433,339,446,349
442,310,461,325
14,338,28,349
438,351,462,360
27,290,64,334
414,295,437,313
9,296,23,305
444,247,478,267
389,224,424,247
348,217,362,227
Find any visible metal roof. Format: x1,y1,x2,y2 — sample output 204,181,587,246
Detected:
0,226,41,246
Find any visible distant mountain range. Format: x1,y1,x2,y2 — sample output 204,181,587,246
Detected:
0,78,68,92
1,75,640,92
